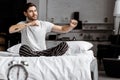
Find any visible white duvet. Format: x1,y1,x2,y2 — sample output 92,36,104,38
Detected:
0,50,94,80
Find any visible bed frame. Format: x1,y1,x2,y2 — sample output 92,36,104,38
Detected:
91,58,98,80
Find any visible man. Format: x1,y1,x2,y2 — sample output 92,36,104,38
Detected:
9,2,78,56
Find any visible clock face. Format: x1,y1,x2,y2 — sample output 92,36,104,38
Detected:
7,64,28,80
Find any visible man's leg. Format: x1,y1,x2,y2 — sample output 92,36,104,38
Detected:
19,45,44,56
19,42,68,57
43,41,69,56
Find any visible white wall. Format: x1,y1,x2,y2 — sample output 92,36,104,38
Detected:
28,0,115,23
46,0,115,23
39,0,47,20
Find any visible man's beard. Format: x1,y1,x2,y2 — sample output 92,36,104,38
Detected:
28,16,38,21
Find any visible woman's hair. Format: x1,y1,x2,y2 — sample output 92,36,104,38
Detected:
23,2,37,12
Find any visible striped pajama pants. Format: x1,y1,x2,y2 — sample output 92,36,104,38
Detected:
19,42,68,57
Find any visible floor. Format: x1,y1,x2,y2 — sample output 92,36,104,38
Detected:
98,60,120,80
98,71,120,80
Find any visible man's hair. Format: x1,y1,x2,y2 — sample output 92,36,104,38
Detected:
23,2,37,12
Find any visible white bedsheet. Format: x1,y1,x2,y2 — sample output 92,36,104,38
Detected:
0,50,94,80
0,51,19,57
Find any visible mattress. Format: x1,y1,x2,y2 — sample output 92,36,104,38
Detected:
0,50,98,80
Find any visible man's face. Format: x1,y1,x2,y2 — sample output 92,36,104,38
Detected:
24,6,38,21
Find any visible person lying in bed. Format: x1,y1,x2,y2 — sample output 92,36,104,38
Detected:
9,2,78,57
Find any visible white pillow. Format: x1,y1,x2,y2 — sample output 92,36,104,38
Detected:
7,41,93,55
66,41,93,54
7,43,22,54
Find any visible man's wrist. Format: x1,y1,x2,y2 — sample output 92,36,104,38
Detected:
69,25,74,29
25,23,31,27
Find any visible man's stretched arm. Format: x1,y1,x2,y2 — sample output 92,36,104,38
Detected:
52,19,78,33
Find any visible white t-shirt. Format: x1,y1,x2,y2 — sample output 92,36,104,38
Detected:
19,20,54,51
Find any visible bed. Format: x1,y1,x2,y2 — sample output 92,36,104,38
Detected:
0,41,98,80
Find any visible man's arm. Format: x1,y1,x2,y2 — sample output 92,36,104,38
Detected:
9,23,29,33
52,19,78,33
9,20,40,33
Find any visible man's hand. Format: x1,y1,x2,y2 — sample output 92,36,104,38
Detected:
70,19,78,28
27,20,40,26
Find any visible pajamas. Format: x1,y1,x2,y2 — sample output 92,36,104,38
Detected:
19,42,68,57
